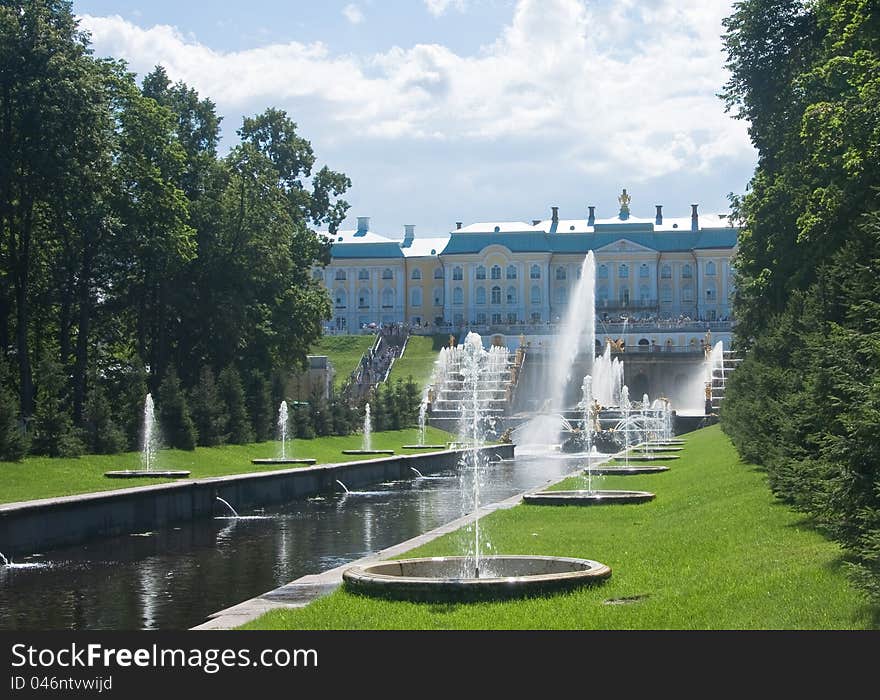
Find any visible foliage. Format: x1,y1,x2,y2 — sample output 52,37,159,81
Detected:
189,366,227,446
0,1,350,459
30,357,83,457
218,365,253,445
157,366,197,450
0,357,28,461
82,378,126,455
721,0,880,599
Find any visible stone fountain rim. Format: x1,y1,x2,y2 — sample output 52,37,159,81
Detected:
104,470,191,479
343,554,611,587
523,489,655,505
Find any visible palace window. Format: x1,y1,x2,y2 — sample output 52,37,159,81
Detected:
682,285,694,303
530,285,541,305
433,287,443,306
507,312,517,324
434,267,443,279
476,312,487,325
410,288,422,307
706,285,717,302
706,261,716,276
507,264,517,280
476,286,487,305
411,269,421,280
491,286,502,305
661,264,672,279
598,264,609,279
358,289,371,308
453,286,463,305
682,264,693,279
335,289,347,308
453,266,463,281
476,265,486,280
358,269,369,280
618,263,629,279
335,269,347,281
381,288,395,308
491,313,502,325
491,265,502,280
661,285,672,303
382,268,393,280
555,286,567,305
556,266,566,281
530,264,541,279
640,264,649,278
530,311,541,323
506,286,517,305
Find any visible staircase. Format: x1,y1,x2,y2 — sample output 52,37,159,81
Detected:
709,350,741,413
426,343,519,432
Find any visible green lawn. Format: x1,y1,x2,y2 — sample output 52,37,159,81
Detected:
310,335,375,391
242,424,877,629
0,427,451,505
385,335,444,391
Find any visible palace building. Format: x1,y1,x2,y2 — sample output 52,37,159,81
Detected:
314,192,738,352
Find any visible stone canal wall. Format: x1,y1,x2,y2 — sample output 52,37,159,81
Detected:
0,445,515,557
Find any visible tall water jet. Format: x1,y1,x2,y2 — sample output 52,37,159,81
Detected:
251,400,316,465
363,403,372,451
105,394,190,478
547,252,596,410
592,342,625,408
579,374,595,493
417,398,427,446
141,393,159,471
459,332,489,578
620,386,631,468
641,393,652,455
277,401,289,459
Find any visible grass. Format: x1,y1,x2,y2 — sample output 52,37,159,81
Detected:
242,424,877,629
0,426,452,505
310,335,375,391
385,335,444,391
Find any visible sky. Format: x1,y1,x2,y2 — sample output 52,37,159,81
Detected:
72,0,757,237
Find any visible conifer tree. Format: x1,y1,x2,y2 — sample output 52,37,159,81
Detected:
83,379,126,454
190,366,227,446
31,358,83,457
0,357,28,461
218,365,253,444
158,366,197,450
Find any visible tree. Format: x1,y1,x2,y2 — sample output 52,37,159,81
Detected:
82,378,126,454
0,357,28,461
31,356,82,457
218,365,253,444
189,366,227,446
720,0,880,599
157,366,197,450
246,370,274,442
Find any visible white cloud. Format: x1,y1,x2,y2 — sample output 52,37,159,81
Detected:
78,1,753,194
424,0,466,17
342,4,364,25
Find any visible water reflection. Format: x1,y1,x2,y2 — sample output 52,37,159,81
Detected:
0,451,583,630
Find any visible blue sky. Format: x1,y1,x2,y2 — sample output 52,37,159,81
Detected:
72,1,757,236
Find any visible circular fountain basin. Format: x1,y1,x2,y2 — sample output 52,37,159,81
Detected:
341,449,395,456
523,490,655,506
621,454,679,462
250,458,317,465
343,555,611,601
401,444,447,450
104,470,191,479
590,465,669,475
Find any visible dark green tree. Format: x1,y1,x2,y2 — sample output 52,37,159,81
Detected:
31,357,82,457
292,402,314,440
218,365,253,444
190,366,227,446
157,366,197,450
246,370,275,442
0,357,28,461
82,378,126,454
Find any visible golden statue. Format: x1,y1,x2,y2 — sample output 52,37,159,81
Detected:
609,338,625,353
618,188,631,219
448,334,456,348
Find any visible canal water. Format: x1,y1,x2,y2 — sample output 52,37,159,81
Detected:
0,450,583,630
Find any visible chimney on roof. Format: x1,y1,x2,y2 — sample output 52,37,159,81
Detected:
655,205,663,225
587,206,595,226
691,204,699,231
551,206,559,223
455,221,462,230
356,216,370,234
402,224,415,247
